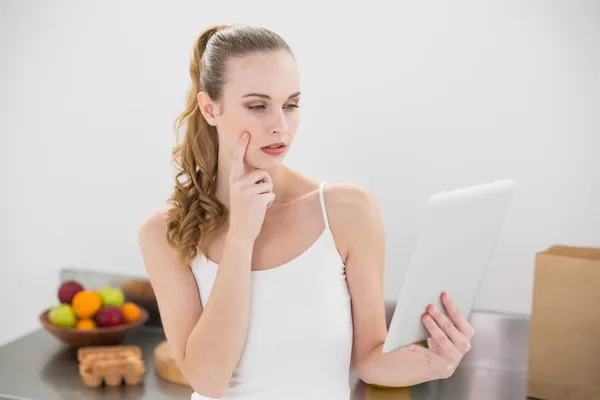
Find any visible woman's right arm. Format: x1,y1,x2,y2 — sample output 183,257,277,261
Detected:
138,132,274,397
138,209,254,398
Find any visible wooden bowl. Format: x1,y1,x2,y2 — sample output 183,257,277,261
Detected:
39,306,149,348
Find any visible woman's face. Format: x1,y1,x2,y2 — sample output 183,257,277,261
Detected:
200,50,301,172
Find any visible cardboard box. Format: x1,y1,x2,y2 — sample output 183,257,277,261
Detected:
527,245,600,400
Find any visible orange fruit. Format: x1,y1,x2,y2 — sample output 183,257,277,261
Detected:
72,290,102,319
121,302,141,323
76,318,96,330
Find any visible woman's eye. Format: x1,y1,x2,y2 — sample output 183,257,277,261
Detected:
248,104,299,111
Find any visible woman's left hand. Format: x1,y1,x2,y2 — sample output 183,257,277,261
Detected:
409,292,476,380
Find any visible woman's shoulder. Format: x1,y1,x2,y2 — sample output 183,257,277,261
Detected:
323,182,380,214
137,206,178,261
289,170,381,230
321,182,383,260
291,168,378,209
137,205,188,271
138,206,171,238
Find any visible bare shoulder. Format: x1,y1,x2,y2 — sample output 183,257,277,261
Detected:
323,183,379,209
324,183,382,226
322,183,384,262
138,207,169,249
137,206,181,270
138,207,169,236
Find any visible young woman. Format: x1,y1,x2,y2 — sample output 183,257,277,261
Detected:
138,24,475,400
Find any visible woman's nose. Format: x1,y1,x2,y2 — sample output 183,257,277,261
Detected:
269,110,288,135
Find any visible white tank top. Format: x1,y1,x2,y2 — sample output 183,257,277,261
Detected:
190,182,354,400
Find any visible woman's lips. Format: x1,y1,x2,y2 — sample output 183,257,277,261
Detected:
260,145,286,155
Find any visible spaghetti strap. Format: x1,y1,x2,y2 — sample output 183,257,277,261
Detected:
318,181,330,231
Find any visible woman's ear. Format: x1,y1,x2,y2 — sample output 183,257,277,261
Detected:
197,92,219,126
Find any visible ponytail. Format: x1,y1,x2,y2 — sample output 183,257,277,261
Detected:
165,25,229,267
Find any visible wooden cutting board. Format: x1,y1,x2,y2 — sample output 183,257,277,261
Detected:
365,385,411,400
153,340,190,386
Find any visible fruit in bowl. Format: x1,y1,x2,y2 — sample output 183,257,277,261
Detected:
49,304,77,328
75,319,96,330
96,307,125,327
72,290,102,319
58,280,85,304
99,286,125,307
40,280,148,347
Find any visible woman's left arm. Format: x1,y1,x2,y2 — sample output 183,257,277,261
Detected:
328,184,475,387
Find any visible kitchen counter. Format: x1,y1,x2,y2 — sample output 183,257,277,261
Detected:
0,269,534,399
0,311,532,400
0,326,192,400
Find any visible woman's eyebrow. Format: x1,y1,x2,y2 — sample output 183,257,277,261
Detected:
241,91,301,100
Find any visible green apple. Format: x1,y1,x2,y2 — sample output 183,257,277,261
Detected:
98,287,125,307
49,304,77,328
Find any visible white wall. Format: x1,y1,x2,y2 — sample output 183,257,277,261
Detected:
1,0,598,346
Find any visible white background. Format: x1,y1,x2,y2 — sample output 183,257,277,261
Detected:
1,0,598,346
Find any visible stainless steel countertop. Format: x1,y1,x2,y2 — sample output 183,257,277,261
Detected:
0,310,532,400
0,269,534,399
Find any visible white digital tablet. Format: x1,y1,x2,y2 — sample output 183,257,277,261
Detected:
382,179,516,354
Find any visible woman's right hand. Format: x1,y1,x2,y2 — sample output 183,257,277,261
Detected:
228,132,275,241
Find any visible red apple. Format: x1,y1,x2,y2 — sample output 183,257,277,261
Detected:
95,307,125,327
58,280,85,304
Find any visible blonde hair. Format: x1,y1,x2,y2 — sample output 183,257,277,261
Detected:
166,24,292,267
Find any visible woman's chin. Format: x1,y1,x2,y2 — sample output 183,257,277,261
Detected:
249,153,286,170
